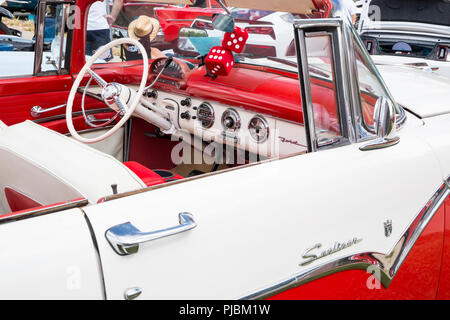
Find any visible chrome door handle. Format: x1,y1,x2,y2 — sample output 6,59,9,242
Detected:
105,212,197,255
30,104,66,118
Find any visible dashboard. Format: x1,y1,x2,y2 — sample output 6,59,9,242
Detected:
141,89,308,159
134,59,307,159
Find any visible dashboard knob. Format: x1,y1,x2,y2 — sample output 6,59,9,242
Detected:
223,116,234,129
181,97,191,107
146,90,158,99
180,111,191,120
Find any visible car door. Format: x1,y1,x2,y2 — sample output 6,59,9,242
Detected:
81,124,444,300
81,19,446,300
0,206,103,299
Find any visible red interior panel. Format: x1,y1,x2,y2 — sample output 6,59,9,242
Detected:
128,118,181,170
123,161,183,187
4,187,42,213
123,161,166,187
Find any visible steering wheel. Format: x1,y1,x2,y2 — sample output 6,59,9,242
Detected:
66,38,148,144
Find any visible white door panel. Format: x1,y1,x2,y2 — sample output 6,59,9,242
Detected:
84,121,442,299
0,208,103,299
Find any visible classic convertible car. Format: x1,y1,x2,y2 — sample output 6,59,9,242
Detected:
0,0,449,300
358,0,450,78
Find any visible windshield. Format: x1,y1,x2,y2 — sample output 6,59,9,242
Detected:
89,0,301,71
368,0,450,27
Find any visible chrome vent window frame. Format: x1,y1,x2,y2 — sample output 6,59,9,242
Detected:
346,24,407,142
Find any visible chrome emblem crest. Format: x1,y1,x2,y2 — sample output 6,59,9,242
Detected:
384,219,393,237
300,237,363,266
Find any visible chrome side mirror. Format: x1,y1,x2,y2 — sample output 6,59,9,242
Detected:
359,96,400,151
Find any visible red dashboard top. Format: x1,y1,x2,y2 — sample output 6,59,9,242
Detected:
185,66,304,124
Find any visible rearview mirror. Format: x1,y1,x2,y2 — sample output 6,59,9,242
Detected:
359,96,400,151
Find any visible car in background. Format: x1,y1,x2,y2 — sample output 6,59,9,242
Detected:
190,8,296,58
354,0,363,27
0,5,21,35
111,0,223,50
4,0,37,13
358,0,450,78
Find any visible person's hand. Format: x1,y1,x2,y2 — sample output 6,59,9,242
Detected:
105,14,116,27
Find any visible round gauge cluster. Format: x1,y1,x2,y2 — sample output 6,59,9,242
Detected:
221,108,241,133
196,103,270,144
197,102,215,128
248,115,270,143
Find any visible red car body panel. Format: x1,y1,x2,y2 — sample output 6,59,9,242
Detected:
268,200,447,299
437,197,450,299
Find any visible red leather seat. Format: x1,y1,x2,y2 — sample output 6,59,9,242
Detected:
123,161,183,187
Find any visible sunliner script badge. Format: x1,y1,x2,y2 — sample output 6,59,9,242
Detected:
300,238,363,266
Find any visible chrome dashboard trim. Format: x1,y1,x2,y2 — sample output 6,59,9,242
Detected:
240,180,450,300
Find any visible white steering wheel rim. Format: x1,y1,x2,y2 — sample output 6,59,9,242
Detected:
66,38,149,144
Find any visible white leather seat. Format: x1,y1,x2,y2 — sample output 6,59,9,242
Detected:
0,120,146,213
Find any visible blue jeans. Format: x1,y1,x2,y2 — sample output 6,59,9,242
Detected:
86,29,112,60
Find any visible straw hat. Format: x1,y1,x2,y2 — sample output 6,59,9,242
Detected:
128,16,160,42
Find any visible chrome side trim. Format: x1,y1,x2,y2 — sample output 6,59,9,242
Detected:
81,209,108,300
0,199,88,225
241,181,449,300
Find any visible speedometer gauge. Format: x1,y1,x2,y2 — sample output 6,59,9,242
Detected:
248,115,269,143
152,59,184,79
197,102,215,128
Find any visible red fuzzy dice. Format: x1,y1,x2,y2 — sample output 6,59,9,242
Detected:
222,26,248,53
205,46,235,76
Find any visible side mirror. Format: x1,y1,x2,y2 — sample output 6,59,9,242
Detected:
359,96,400,151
